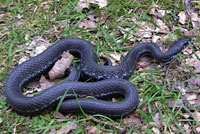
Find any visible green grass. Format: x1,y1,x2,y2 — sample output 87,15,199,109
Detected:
0,0,199,133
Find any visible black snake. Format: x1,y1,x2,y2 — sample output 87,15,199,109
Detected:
4,37,191,118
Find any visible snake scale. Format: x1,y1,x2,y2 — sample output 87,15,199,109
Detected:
4,37,191,118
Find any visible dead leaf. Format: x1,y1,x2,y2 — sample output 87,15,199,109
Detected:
184,0,200,34
55,112,66,119
154,19,169,32
49,128,56,134
167,99,184,108
40,76,55,89
150,4,165,18
26,81,40,89
25,36,51,57
76,0,90,10
77,0,107,11
18,56,29,65
154,113,160,122
185,93,197,101
152,35,161,43
178,11,187,24
89,127,103,134
48,52,73,80
196,127,200,133
56,124,77,134
193,111,200,122
187,76,200,89
152,127,160,134
194,61,200,73
124,113,142,127
182,113,190,119
110,52,121,61
95,12,110,24
137,57,152,70
78,20,97,28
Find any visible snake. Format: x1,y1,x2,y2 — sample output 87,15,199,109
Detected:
4,37,191,118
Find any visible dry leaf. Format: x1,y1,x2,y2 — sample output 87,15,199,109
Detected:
76,0,90,10
152,127,160,134
167,99,184,108
34,45,47,56
150,4,165,18
55,112,66,119
196,127,200,133
137,57,152,70
56,124,77,134
49,128,56,134
18,57,29,65
194,61,200,73
77,0,107,11
48,52,73,80
25,36,51,57
89,127,103,134
90,0,107,8
124,113,142,127
154,113,160,122
40,75,55,89
193,111,200,122
185,93,197,101
154,19,169,32
187,76,200,89
78,20,97,28
178,11,187,24
152,35,161,43
110,52,121,61
26,81,40,89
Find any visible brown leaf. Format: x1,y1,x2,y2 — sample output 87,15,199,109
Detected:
26,81,40,89
178,11,187,24
55,112,66,119
78,20,97,28
152,127,160,134
90,0,107,8
76,0,89,10
76,0,107,11
89,127,103,134
49,128,56,134
154,113,160,122
184,0,200,29
196,127,200,133
187,76,200,89
56,124,77,134
137,57,153,70
124,113,142,127
18,57,29,65
110,52,121,61
193,111,200,122
194,61,200,73
154,19,169,32
167,99,184,108
149,4,165,18
48,52,73,80
40,76,55,89
95,12,110,24
185,93,197,101
25,36,51,57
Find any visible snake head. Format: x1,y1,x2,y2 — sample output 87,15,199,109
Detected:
167,37,191,61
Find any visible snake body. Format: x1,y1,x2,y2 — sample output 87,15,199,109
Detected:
4,37,191,118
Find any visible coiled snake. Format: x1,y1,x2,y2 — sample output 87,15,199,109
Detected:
4,37,191,118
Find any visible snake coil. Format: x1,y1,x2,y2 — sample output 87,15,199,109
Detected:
4,37,191,118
